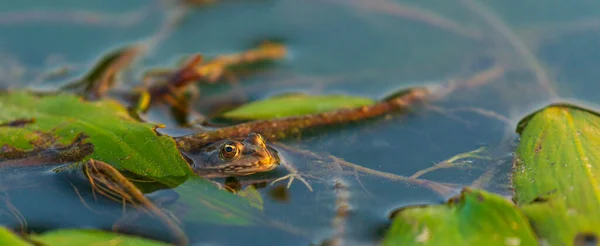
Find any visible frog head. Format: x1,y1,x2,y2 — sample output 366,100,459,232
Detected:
188,133,280,178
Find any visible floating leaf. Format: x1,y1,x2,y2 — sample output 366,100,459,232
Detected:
237,185,264,211
221,94,375,120
0,227,31,246
0,91,191,186
29,229,169,246
514,104,600,245
61,45,141,99
165,177,263,226
383,188,537,246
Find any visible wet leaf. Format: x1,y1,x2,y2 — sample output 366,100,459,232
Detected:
29,229,169,246
61,45,142,100
0,227,31,246
237,185,264,210
0,91,191,186
165,177,263,226
383,188,537,246
221,94,375,120
514,104,600,245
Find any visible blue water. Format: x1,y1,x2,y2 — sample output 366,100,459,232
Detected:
1,0,599,245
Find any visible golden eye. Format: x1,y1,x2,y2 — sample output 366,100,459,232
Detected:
221,143,238,159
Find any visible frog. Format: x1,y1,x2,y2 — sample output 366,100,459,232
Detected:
182,132,280,178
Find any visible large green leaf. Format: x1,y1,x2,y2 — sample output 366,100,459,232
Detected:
0,227,31,246
221,93,375,120
383,188,537,246
0,90,191,186
29,229,169,246
514,104,600,245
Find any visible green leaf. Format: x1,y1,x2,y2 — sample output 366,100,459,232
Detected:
237,185,264,211
29,229,169,246
61,45,140,99
165,176,263,226
383,188,537,246
0,91,191,186
514,104,600,245
221,93,375,120
0,227,31,246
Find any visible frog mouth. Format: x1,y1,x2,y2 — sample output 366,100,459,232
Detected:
243,146,280,174
221,146,280,176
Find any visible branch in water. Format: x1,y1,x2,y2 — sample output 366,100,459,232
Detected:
175,87,430,151
147,41,287,99
82,159,188,246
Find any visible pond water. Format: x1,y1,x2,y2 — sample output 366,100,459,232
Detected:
1,0,600,245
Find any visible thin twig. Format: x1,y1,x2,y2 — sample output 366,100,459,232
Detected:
323,0,484,40
84,160,187,246
410,147,489,179
328,155,458,197
461,65,505,88
0,7,153,27
0,192,27,233
69,181,102,215
446,107,512,125
147,41,287,99
458,0,558,98
329,178,350,246
273,143,458,197
471,165,498,190
143,2,189,53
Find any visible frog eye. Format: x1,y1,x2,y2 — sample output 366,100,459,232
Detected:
220,142,239,159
